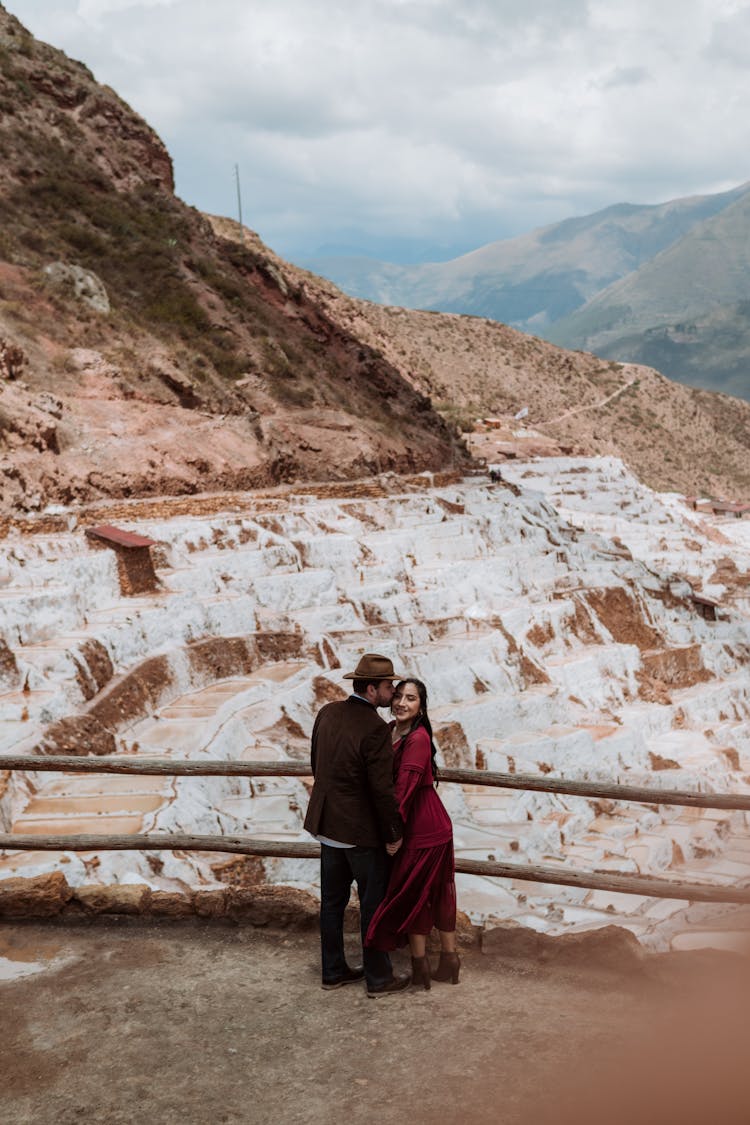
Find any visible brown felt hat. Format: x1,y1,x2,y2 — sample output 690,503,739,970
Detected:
342,653,404,681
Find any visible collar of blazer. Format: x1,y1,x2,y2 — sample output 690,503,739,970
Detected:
349,692,376,709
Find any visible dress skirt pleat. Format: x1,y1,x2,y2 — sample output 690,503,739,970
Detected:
366,840,456,951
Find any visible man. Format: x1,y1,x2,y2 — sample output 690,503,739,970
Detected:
304,653,410,997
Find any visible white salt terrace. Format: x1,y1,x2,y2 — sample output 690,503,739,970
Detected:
501,456,750,612
1,459,750,951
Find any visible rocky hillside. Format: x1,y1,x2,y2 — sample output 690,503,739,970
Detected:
0,6,467,514
213,218,750,502
1,5,749,515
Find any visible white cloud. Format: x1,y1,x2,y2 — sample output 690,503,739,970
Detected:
707,6,750,66
12,0,750,260
76,0,178,21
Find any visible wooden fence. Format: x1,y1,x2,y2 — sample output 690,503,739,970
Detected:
2,755,750,905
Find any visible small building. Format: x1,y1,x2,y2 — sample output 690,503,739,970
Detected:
683,497,750,518
690,592,720,622
85,525,159,596
710,501,750,519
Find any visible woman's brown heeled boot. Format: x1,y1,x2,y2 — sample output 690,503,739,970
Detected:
411,955,432,990
431,952,460,984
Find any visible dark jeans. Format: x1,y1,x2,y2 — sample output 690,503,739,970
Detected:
319,843,393,989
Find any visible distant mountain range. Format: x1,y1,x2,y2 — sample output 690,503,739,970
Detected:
300,185,750,401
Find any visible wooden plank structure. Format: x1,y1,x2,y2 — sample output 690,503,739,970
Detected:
709,501,750,518
690,592,721,621
2,756,750,904
85,524,159,595
85,526,157,549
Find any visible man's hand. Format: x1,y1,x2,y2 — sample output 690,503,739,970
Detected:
386,837,403,857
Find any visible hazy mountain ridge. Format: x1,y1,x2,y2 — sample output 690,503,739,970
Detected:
549,190,750,397
214,217,750,501
304,185,750,401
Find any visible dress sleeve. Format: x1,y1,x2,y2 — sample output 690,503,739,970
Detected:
394,728,431,821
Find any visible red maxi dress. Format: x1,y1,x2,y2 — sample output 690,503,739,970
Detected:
366,725,456,951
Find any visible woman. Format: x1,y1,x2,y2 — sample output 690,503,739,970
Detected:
365,678,460,988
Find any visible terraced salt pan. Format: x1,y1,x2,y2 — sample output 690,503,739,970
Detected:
501,457,750,607
1,460,750,949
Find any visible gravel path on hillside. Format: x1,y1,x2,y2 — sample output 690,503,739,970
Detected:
3,919,749,1125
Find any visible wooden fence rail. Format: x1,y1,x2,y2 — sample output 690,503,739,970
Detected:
3,755,750,811
1,832,749,905
2,755,750,905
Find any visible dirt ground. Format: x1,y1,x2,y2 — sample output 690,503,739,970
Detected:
3,918,750,1125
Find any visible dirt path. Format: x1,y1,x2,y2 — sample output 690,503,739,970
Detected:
3,919,749,1125
538,375,638,426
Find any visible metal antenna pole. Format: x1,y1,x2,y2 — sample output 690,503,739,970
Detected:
234,163,244,243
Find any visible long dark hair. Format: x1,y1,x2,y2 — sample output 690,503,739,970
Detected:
393,678,439,784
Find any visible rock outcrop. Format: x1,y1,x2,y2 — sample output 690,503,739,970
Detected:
43,263,110,314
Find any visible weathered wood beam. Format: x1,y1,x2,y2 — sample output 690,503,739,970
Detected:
440,767,750,812
1,833,749,903
3,756,750,811
0,755,311,779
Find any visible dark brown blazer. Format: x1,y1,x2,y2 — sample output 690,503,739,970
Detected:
303,696,403,847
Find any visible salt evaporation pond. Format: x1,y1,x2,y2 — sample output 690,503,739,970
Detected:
1,458,750,952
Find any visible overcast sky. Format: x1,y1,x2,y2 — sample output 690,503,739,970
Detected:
13,0,750,263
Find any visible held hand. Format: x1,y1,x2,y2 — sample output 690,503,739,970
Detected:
386,838,403,856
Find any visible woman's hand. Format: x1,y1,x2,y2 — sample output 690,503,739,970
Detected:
386,837,403,856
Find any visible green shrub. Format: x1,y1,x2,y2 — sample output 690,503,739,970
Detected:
56,222,108,256
267,371,315,407
143,286,210,334
4,137,260,380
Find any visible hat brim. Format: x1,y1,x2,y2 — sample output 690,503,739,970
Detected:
342,670,404,680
